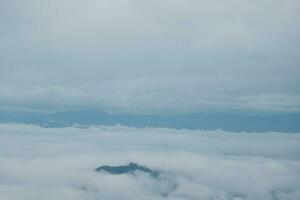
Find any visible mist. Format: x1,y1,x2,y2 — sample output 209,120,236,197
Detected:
1,124,299,200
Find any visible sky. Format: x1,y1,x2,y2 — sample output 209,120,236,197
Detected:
1,0,300,113
1,2,300,199
1,124,300,200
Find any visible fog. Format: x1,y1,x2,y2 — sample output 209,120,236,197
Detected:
0,124,299,200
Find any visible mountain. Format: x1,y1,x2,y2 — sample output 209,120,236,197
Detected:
0,110,300,132
95,162,159,177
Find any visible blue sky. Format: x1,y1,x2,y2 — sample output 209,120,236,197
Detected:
0,0,299,114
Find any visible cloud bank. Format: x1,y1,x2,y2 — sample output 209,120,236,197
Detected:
1,0,300,113
0,124,300,200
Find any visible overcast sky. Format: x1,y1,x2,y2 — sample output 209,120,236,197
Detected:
0,0,299,113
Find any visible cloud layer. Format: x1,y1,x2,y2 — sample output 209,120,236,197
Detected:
1,0,300,113
0,124,300,200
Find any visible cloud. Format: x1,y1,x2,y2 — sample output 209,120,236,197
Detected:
0,0,300,113
0,123,300,200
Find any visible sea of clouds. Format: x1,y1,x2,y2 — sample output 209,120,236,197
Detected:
0,123,300,200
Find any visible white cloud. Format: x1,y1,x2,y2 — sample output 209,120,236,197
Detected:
0,124,300,200
0,0,299,113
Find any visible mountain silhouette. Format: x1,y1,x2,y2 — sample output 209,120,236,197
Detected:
95,162,159,177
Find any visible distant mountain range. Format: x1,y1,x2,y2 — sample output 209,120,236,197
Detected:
0,110,299,132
